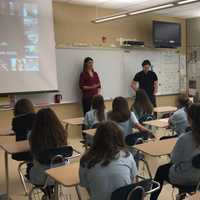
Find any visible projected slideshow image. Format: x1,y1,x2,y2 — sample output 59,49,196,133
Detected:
0,0,39,72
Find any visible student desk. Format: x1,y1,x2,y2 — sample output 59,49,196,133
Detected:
154,106,177,113
185,193,200,200
63,117,84,126
143,118,169,128
46,162,81,200
82,128,96,137
0,128,14,136
63,117,84,135
0,140,80,199
133,138,177,157
0,140,29,199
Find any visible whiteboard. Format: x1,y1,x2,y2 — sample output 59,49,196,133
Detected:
16,47,184,104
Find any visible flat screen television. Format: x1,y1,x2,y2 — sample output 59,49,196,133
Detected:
153,21,181,48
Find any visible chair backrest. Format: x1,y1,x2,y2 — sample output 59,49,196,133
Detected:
36,146,73,165
192,154,200,169
127,186,145,200
111,179,152,200
125,132,149,146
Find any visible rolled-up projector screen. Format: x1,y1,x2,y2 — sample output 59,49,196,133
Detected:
0,0,58,93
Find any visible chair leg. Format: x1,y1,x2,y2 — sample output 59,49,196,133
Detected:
141,158,152,179
75,186,82,200
18,163,29,195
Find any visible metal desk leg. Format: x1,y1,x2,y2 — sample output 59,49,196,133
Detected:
5,151,10,200
75,185,82,200
54,182,59,200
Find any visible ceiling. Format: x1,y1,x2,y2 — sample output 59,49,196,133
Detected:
54,0,200,19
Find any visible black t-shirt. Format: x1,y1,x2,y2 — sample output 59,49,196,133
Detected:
134,70,158,97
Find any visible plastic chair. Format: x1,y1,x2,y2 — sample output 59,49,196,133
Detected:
18,146,80,199
111,179,160,200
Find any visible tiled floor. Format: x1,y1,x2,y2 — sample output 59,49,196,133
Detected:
0,129,178,200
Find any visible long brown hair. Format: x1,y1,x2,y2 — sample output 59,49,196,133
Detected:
132,89,153,114
109,97,130,123
83,57,93,72
30,108,67,158
14,98,35,116
80,121,128,169
92,95,105,122
187,104,200,146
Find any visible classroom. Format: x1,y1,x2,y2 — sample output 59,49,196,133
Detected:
0,0,200,199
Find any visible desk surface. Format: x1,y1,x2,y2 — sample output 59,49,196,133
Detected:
143,118,169,128
83,129,96,137
0,128,14,136
134,138,177,157
46,162,79,187
154,106,177,113
185,193,200,200
63,117,84,125
0,140,29,154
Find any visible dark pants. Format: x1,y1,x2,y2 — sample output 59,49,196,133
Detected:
149,95,157,107
82,97,93,115
150,163,172,200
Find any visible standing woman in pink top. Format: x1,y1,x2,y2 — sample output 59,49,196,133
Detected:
79,57,101,115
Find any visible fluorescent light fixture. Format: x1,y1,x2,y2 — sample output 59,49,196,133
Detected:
177,0,199,5
94,14,127,23
128,3,175,15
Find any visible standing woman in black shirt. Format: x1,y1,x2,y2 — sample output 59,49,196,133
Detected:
131,60,158,107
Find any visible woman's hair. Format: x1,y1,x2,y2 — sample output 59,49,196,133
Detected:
187,104,200,146
92,95,105,122
30,108,67,158
80,121,128,169
132,89,153,114
176,94,190,109
109,97,130,123
14,98,35,116
83,57,93,72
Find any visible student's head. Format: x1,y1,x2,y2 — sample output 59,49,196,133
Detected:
14,98,34,116
133,89,153,114
109,97,130,122
83,57,94,72
187,104,200,145
176,94,190,109
30,108,67,157
92,95,105,122
142,60,151,73
80,121,127,169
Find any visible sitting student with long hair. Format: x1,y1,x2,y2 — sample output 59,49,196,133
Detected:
29,108,67,185
150,104,200,200
108,97,153,145
131,89,154,123
168,94,191,135
79,121,137,200
84,95,106,129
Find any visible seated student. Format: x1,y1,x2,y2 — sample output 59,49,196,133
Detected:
107,97,153,144
79,121,137,200
84,95,106,129
12,99,36,162
29,108,67,186
168,94,191,135
12,98,36,141
150,104,200,200
131,89,154,123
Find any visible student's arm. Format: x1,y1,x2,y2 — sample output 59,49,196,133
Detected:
131,80,138,93
129,153,138,182
96,73,101,94
153,72,158,95
79,73,97,91
131,112,155,138
79,164,90,192
153,81,158,95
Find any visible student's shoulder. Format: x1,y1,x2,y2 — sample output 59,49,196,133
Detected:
178,131,192,142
